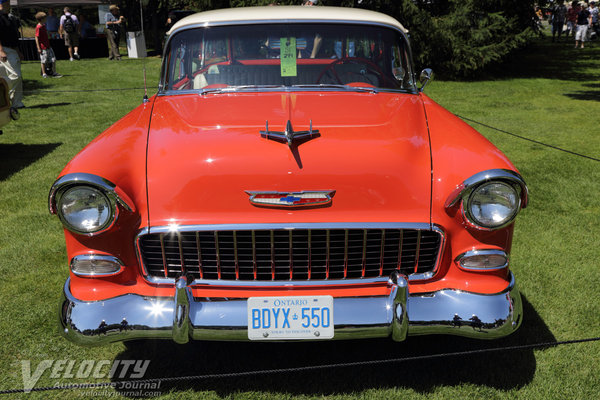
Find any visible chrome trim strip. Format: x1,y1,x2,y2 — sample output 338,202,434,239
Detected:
288,230,293,280
326,229,331,279
160,234,168,278
379,229,385,276
414,230,421,274
252,230,257,280
215,231,221,279
361,229,367,278
146,222,433,234
270,230,275,280
59,272,521,345
177,232,185,275
343,229,349,279
234,231,239,280
135,223,446,286
455,249,509,271
196,232,204,279
70,255,125,277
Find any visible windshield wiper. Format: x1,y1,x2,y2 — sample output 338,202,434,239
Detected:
199,85,285,95
292,84,379,93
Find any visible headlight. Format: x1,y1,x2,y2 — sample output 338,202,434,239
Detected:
445,169,528,231
58,186,113,234
49,173,135,236
465,182,520,229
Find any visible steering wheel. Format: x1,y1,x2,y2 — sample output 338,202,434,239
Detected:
316,57,387,86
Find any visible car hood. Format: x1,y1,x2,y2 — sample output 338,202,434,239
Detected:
146,92,432,227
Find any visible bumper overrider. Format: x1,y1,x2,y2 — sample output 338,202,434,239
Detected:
59,272,522,346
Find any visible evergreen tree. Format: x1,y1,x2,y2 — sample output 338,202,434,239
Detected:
131,0,537,77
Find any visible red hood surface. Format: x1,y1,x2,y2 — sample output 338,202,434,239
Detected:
146,92,431,226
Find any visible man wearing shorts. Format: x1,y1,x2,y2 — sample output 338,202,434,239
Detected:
59,7,80,61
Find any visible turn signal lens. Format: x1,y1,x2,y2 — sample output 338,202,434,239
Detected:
457,250,508,271
71,255,123,276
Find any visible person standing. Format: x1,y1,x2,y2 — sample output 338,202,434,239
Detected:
35,12,62,78
45,7,59,35
0,0,24,109
566,1,581,37
59,7,80,61
105,5,124,61
575,2,592,48
552,0,568,41
589,1,599,38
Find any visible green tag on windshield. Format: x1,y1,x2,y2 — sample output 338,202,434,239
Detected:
280,37,297,77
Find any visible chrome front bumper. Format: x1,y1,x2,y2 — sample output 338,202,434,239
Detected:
59,273,522,346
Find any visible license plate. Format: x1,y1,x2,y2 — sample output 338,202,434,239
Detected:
247,296,334,340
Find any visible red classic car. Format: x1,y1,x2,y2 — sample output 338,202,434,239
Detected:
50,6,527,345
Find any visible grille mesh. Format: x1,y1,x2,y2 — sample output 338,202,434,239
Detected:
138,228,442,281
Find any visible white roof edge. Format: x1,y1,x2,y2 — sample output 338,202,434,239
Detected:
168,6,408,35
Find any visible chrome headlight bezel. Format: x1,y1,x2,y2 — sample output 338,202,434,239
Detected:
445,169,528,231
49,173,134,236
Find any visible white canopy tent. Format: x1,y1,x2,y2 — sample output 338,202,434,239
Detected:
9,0,107,6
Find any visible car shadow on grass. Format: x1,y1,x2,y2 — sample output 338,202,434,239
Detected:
0,143,61,181
113,294,554,397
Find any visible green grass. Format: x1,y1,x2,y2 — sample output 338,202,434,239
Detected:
1,36,600,399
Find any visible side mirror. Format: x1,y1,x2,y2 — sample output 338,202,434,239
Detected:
419,68,434,92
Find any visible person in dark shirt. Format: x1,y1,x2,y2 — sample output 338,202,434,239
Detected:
0,0,24,108
575,2,593,48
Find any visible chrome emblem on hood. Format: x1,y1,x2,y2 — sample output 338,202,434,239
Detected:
246,190,335,208
260,120,320,147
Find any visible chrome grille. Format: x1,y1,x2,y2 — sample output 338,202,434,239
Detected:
138,227,442,282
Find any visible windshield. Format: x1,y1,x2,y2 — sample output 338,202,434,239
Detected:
162,23,415,93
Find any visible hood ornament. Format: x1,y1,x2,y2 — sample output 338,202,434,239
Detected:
246,190,335,208
260,120,320,147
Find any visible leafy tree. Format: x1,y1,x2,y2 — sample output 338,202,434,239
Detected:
128,0,537,76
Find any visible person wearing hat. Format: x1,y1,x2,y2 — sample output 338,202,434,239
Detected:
575,2,593,48
0,0,24,109
105,5,125,60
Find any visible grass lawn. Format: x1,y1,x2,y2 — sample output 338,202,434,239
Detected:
1,35,600,399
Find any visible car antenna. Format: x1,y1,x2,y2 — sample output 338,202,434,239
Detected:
143,63,148,103
141,0,149,103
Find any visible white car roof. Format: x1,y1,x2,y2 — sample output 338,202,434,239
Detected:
168,6,408,34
